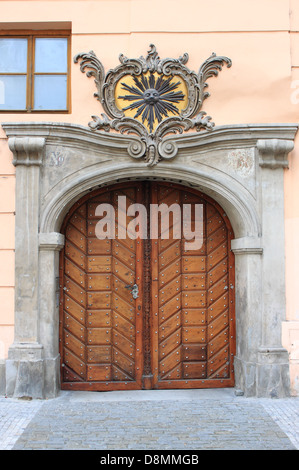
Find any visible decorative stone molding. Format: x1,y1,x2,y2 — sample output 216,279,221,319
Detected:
74,44,232,166
1,120,298,399
3,122,297,161
8,136,45,166
231,236,263,255
144,124,298,161
257,138,294,169
39,232,65,251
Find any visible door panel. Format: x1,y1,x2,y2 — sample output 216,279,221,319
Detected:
151,182,235,389
60,183,143,391
60,181,235,391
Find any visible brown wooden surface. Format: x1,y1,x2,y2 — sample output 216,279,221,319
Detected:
60,183,143,390
152,183,235,389
60,181,235,391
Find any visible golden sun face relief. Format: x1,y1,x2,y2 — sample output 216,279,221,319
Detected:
115,72,188,133
75,44,231,165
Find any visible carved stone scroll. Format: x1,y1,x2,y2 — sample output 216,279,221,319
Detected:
74,44,231,166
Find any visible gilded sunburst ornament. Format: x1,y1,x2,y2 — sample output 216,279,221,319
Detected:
118,74,185,133
74,44,232,165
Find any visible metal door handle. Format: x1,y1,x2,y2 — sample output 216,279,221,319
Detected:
125,283,139,299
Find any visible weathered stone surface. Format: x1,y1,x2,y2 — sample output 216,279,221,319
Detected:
13,360,44,399
0,360,5,396
1,122,298,398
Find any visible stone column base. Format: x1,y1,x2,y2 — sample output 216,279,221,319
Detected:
0,360,6,396
256,347,291,398
234,348,291,398
43,355,61,398
5,342,60,399
6,358,44,399
234,356,257,397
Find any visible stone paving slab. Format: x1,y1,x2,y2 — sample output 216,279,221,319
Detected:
0,390,297,451
261,398,299,450
0,397,43,450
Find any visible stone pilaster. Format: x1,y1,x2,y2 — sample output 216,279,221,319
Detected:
256,138,294,397
231,237,263,396
39,232,65,398
5,137,45,398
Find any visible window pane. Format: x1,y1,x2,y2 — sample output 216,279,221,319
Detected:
0,75,27,110
0,38,28,73
35,38,68,73
34,75,67,110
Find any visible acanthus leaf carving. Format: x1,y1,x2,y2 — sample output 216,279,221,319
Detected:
74,50,105,104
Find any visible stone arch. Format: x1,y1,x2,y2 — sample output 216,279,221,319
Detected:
38,160,260,396
40,162,260,239
3,122,297,398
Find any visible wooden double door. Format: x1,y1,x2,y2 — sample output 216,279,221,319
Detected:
60,181,235,390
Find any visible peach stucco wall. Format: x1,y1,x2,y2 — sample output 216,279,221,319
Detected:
0,0,299,394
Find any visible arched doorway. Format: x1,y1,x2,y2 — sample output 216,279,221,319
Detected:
59,180,235,391
4,122,295,398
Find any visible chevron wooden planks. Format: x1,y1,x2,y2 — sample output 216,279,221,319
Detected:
60,182,235,391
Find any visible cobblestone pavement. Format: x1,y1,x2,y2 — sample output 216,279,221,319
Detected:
0,389,298,450
0,397,43,450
